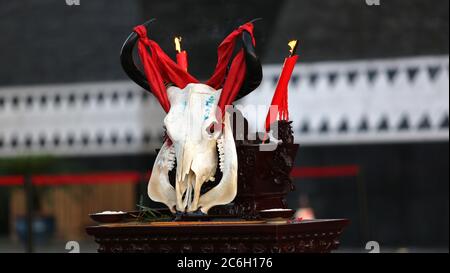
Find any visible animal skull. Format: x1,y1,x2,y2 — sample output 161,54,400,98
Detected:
119,20,263,214
148,83,238,214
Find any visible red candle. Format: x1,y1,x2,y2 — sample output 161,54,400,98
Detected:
174,37,188,71
265,40,299,132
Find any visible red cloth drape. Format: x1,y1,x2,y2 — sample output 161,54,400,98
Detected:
133,22,255,115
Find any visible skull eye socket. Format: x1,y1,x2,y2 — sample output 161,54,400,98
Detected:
162,125,173,141
205,121,220,138
208,123,216,134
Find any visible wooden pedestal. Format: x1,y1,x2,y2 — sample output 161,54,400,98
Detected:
86,219,349,253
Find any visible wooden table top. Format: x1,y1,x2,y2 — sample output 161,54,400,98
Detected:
86,219,349,236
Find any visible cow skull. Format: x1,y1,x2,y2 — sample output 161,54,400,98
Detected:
148,83,237,213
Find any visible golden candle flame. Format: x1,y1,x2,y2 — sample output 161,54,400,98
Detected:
288,40,298,56
174,36,182,53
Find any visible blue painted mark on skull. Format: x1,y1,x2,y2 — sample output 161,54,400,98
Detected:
203,95,215,120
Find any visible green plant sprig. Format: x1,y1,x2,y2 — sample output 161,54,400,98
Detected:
132,204,172,222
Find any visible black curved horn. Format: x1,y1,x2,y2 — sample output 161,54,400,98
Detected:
234,28,263,101
120,19,156,92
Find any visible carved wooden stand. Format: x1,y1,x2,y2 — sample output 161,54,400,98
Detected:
86,119,349,253
86,219,349,253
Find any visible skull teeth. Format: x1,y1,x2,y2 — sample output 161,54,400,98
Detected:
167,145,176,171
217,136,225,172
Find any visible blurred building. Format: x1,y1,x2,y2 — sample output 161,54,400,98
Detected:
0,0,448,250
